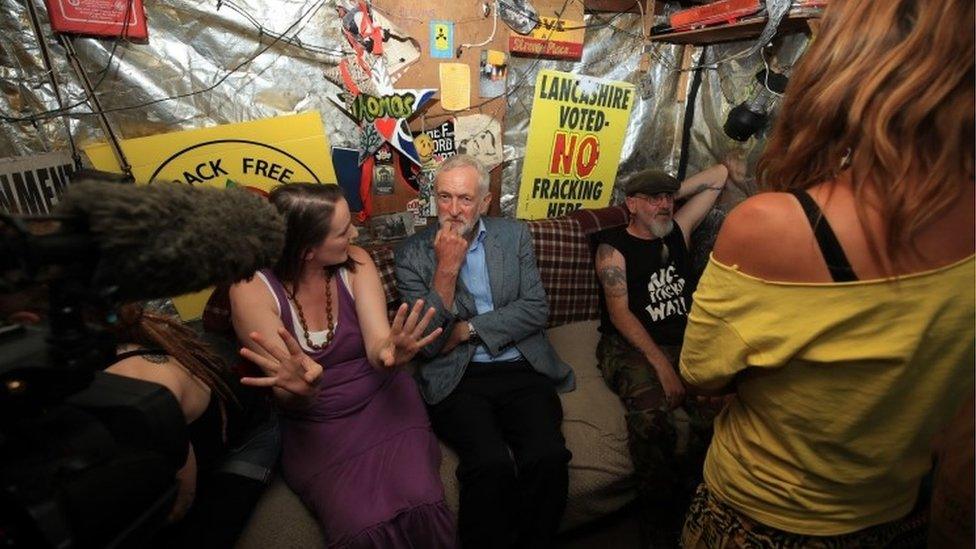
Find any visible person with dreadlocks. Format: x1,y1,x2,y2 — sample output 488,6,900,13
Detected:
106,303,272,548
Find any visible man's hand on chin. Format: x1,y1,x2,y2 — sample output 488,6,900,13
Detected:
434,222,468,276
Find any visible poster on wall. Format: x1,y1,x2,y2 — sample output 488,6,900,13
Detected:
455,114,502,170
429,20,454,59
0,151,76,215
403,120,456,220
84,111,338,320
516,70,635,220
44,0,149,41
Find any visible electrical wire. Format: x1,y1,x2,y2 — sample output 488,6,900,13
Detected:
760,45,783,97
458,0,498,54
219,0,349,57
1,0,327,124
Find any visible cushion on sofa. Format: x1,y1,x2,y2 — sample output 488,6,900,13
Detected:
236,320,634,548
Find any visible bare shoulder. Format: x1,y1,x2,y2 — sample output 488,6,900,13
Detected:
714,192,821,280
348,245,376,268
347,245,381,287
106,354,187,400
229,273,277,314
230,272,271,298
595,242,625,266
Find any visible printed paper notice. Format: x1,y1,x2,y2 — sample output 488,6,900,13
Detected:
439,63,471,112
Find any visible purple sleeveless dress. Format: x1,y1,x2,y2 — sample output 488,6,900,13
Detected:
261,269,456,548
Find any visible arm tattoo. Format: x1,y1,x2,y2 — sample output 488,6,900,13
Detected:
142,353,170,364
598,266,628,297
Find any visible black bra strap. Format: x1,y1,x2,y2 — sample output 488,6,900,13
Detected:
114,348,168,362
790,190,858,282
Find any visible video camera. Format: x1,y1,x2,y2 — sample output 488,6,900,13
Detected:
0,176,284,548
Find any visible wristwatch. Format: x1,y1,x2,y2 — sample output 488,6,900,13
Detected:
467,322,480,343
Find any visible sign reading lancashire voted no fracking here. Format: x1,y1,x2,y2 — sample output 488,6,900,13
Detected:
516,70,634,220
84,111,338,320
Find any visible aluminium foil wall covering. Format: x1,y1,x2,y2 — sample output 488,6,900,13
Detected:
2,1,807,217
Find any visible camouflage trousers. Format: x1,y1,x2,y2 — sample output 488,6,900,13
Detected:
596,332,718,542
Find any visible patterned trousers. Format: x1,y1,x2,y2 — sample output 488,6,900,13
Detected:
681,483,928,549
596,332,718,544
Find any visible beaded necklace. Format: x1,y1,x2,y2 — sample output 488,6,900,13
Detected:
289,270,335,350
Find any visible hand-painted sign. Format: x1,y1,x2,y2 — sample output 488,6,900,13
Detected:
508,0,584,61
516,70,635,219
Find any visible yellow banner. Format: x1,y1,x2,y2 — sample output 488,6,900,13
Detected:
516,70,635,219
85,111,337,319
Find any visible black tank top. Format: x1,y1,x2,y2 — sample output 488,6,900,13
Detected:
112,348,227,470
595,223,692,346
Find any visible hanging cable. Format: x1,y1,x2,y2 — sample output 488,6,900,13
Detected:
457,0,499,57
23,0,82,169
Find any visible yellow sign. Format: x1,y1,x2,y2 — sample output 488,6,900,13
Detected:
508,0,585,60
85,111,338,319
516,70,635,219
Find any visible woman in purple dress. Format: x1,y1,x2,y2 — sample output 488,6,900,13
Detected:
230,184,456,548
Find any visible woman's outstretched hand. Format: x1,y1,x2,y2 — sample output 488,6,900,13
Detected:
240,327,323,396
379,299,443,368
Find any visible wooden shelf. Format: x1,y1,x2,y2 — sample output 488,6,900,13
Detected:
647,12,820,45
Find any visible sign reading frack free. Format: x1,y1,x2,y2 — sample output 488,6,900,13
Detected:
84,112,338,320
516,70,634,219
85,111,338,192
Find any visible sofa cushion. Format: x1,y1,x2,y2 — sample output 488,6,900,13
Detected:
236,320,634,548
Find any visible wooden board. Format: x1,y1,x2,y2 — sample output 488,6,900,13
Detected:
368,0,510,217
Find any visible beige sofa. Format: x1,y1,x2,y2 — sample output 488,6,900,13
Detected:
233,207,639,547
236,320,635,548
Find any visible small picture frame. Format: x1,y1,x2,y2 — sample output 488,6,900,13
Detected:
370,211,416,242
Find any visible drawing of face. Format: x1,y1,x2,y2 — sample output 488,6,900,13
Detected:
414,133,435,163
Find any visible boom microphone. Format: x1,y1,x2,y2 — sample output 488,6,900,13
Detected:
47,181,285,302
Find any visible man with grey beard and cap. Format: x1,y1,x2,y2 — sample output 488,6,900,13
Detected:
593,164,730,548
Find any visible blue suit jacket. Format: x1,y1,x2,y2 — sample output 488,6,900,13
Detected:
395,217,576,404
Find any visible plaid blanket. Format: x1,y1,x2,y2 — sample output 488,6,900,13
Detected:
203,206,629,334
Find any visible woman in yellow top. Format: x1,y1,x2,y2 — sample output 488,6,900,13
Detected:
679,0,974,547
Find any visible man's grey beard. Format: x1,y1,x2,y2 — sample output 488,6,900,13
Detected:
649,218,674,238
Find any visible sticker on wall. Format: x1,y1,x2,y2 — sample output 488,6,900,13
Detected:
516,70,635,219
439,63,471,111
479,50,508,98
429,20,455,59
455,114,502,170
372,146,395,195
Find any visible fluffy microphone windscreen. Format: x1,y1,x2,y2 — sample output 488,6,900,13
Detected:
57,182,285,301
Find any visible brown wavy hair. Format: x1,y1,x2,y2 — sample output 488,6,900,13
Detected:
758,0,974,259
269,183,357,284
